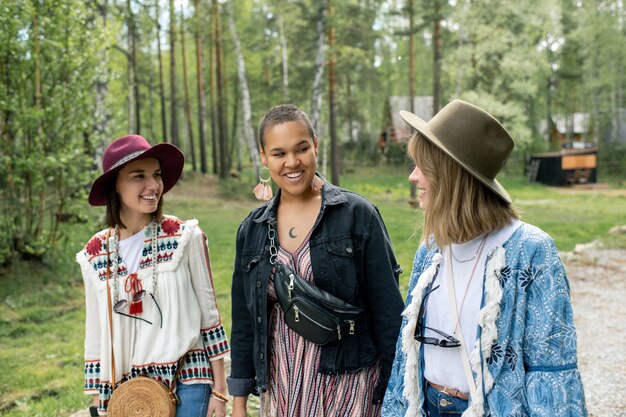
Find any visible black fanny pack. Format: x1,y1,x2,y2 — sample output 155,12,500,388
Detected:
268,223,362,345
273,262,362,345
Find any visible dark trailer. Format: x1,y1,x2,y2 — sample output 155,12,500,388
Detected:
527,148,597,186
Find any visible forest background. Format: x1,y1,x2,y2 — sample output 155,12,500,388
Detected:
0,0,625,416
1,0,625,263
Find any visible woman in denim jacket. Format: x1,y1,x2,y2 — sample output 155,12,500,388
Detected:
228,104,404,417
382,100,587,417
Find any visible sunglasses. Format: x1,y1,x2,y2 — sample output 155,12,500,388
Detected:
413,284,461,348
114,291,163,328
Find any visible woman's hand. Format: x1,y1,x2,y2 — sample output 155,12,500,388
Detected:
206,396,226,417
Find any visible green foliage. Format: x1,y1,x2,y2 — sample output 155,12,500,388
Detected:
0,0,109,264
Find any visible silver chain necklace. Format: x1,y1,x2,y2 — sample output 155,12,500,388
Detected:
450,234,487,263
112,216,158,306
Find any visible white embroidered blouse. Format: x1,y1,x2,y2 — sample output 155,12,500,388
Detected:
76,216,229,413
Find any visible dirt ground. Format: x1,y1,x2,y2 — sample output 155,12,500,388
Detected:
564,248,626,417
69,247,626,417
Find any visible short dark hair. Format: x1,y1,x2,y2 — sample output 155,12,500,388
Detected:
258,104,315,149
105,176,163,229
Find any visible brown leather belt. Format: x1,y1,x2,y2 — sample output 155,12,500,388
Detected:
427,380,469,401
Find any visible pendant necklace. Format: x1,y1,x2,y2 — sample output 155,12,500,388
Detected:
112,216,158,313
449,233,489,334
450,234,487,263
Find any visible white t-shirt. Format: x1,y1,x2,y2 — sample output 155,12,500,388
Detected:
423,219,522,392
118,229,146,274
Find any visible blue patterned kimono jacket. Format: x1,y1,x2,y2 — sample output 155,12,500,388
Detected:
382,222,587,417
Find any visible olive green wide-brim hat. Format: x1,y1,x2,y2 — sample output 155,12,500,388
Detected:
400,99,515,204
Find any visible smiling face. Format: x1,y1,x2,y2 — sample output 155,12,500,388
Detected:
260,121,318,200
116,157,163,219
408,166,431,210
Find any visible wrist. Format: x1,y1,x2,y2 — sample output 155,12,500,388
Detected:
212,383,227,392
211,389,229,403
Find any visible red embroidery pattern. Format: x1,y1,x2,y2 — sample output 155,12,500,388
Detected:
86,236,103,256
161,218,181,236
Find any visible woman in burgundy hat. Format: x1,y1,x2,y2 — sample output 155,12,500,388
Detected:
76,135,229,417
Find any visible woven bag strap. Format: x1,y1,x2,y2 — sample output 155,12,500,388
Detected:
104,229,117,392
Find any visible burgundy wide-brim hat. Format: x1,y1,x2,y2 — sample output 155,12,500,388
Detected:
88,135,184,206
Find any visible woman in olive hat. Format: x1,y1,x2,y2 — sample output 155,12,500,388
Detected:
77,135,229,416
382,100,587,417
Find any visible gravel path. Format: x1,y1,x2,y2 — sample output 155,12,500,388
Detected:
564,248,626,417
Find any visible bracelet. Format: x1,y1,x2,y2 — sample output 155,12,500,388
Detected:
211,390,229,403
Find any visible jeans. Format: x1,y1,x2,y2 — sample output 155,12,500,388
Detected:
176,381,211,417
424,383,468,416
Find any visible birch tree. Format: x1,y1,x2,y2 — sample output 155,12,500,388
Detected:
311,5,326,173
226,2,261,178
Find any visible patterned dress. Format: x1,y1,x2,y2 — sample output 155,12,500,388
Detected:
261,235,382,417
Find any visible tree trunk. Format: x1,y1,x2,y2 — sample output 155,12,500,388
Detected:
433,1,442,114
93,0,110,161
30,5,40,237
180,7,197,171
328,0,339,186
155,0,168,142
213,0,228,179
616,1,623,143
210,0,219,174
278,11,289,101
126,0,136,133
193,0,208,173
131,7,140,134
311,5,326,173
147,44,156,140
226,2,261,178
346,73,354,142
408,0,417,199
230,86,240,171
169,0,180,147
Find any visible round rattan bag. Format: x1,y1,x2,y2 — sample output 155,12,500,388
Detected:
107,376,177,417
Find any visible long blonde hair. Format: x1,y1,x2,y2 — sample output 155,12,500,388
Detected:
408,133,518,247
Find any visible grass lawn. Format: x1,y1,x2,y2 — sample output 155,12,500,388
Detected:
0,163,624,416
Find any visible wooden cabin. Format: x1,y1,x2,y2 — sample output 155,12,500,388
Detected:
379,96,433,156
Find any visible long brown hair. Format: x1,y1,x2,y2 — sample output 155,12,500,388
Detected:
408,133,518,247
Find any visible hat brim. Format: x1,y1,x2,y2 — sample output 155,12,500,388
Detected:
88,143,184,206
400,110,511,204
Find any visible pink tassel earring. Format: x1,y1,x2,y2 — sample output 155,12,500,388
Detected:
311,175,324,193
253,167,273,201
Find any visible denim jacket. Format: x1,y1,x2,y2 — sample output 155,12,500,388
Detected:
382,223,587,416
227,178,404,403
